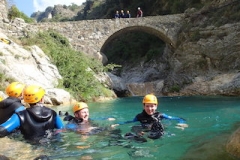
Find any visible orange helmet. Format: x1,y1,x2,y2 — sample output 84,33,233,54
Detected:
23,85,45,104
5,82,25,97
142,94,158,104
73,102,88,113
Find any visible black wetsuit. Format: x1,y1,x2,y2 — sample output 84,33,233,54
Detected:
64,115,104,135
17,104,57,140
135,110,164,139
0,97,24,124
136,110,164,129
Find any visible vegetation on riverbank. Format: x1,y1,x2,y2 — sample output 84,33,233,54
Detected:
19,30,113,101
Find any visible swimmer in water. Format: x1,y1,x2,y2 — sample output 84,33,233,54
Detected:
112,94,188,139
64,102,115,135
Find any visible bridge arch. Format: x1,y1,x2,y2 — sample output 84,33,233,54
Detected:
101,26,174,54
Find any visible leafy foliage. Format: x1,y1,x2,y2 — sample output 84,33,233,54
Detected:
19,30,112,101
8,5,34,23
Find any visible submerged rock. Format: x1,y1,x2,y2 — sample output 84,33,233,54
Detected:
226,128,240,159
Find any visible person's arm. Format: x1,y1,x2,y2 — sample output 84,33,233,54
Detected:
162,114,188,130
65,123,78,131
161,113,186,123
15,106,25,112
91,117,116,121
55,115,64,129
111,117,138,128
0,113,20,137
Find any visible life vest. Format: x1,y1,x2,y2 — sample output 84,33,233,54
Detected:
17,105,56,140
0,97,24,124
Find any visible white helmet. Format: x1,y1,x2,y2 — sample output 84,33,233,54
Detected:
138,7,140,10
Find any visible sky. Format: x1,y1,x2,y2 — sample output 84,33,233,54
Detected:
13,0,86,17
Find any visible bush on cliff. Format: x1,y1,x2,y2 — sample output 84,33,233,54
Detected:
8,5,34,23
20,30,113,101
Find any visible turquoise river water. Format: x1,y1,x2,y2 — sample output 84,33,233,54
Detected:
1,96,240,160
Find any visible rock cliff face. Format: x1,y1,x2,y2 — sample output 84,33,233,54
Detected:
162,22,240,96
109,1,240,97
31,4,83,22
0,30,72,105
110,20,240,97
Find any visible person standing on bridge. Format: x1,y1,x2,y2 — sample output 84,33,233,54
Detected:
136,7,143,18
114,10,120,18
120,10,125,18
126,10,131,18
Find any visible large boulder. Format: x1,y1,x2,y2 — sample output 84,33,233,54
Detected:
0,31,73,105
0,42,61,88
226,128,240,158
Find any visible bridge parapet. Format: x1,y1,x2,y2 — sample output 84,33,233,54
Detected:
7,14,184,62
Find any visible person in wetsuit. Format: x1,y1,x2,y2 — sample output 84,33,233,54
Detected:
0,85,64,142
0,82,25,125
112,94,188,139
64,102,115,135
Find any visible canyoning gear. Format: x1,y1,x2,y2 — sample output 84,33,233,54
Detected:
23,85,45,104
136,111,164,131
0,126,8,137
136,110,186,126
16,104,63,140
64,115,83,124
0,104,64,140
64,113,110,135
147,114,164,139
0,113,20,132
73,102,88,113
124,132,147,143
0,97,25,124
142,94,158,104
5,82,25,97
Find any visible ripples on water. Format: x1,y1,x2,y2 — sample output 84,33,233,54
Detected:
0,96,240,160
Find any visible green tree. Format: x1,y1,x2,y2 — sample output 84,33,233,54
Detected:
8,5,34,23
8,5,20,21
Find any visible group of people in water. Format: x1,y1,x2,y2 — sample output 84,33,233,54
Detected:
114,7,143,19
0,81,188,145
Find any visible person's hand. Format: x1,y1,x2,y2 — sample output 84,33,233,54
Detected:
111,124,119,128
175,123,188,130
177,123,188,128
107,118,116,121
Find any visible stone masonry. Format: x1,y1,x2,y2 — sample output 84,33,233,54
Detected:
0,0,184,63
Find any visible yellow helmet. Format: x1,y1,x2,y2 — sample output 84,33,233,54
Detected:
5,82,25,97
142,94,158,104
0,96,3,101
23,85,45,104
73,102,88,113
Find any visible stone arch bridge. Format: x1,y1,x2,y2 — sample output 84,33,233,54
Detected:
24,14,184,63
